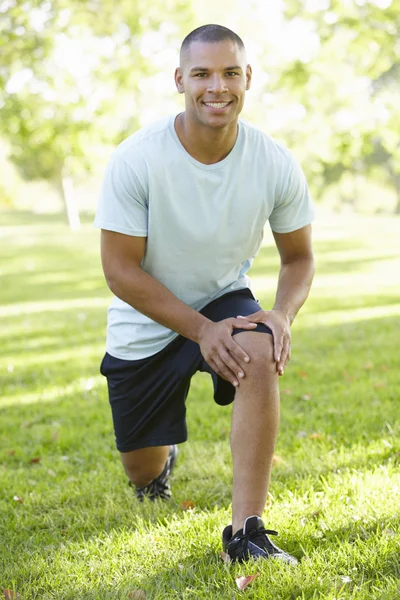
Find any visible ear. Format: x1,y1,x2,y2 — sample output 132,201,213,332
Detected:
175,67,185,94
245,64,252,91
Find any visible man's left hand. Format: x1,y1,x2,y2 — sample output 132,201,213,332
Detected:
237,310,291,376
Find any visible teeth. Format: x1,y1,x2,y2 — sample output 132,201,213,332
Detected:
204,102,229,108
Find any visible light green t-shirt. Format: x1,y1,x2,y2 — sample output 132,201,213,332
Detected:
94,115,315,360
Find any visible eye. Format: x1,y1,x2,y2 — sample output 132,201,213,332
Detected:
227,72,239,77
195,73,207,78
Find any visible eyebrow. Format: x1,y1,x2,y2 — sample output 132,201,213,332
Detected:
189,65,243,73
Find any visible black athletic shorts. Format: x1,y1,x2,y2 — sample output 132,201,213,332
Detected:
100,288,273,452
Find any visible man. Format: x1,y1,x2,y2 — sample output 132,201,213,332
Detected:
95,24,315,564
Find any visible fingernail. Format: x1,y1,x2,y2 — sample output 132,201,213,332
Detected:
244,357,249,363
233,381,239,387
239,372,244,378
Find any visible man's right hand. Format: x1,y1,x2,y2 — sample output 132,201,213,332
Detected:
197,318,257,387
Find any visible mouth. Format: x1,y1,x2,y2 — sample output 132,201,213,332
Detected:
202,101,232,111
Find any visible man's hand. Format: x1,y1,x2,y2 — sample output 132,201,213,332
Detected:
198,318,257,387
237,310,291,376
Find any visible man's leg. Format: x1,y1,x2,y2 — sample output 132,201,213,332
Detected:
230,331,279,536
121,446,170,487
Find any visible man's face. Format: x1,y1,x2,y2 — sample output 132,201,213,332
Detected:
175,40,252,130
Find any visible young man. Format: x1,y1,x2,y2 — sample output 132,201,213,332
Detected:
95,24,315,564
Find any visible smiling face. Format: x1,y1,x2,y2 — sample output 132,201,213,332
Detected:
175,40,252,131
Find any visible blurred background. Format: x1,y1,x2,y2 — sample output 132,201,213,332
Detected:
1,0,399,229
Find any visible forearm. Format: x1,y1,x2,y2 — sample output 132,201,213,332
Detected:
272,256,315,325
106,266,210,343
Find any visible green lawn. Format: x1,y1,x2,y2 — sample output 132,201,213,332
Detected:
0,210,399,600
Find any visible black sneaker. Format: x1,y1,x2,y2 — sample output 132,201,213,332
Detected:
222,515,298,565
135,445,178,502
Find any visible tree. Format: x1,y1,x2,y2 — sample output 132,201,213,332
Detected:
0,0,194,227
275,0,400,211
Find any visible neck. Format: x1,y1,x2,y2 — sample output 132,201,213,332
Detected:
175,112,239,165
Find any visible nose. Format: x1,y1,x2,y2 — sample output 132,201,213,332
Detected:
207,74,228,94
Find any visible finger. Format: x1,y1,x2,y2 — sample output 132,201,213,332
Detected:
219,349,246,380
273,332,284,364
232,318,257,329
212,355,239,387
278,338,291,374
236,314,258,323
227,339,250,364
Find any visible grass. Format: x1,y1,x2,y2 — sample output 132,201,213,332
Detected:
0,209,399,600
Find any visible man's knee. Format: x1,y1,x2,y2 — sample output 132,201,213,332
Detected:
120,446,169,487
234,331,277,376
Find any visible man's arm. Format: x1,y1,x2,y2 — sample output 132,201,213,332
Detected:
272,224,315,324
237,224,315,375
100,229,257,386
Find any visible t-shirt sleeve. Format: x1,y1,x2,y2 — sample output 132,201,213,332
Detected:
94,152,148,236
268,153,315,234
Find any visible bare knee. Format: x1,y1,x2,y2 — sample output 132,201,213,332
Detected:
121,445,169,487
235,332,277,378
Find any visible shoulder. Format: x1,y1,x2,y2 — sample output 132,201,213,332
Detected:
240,120,295,162
114,116,173,164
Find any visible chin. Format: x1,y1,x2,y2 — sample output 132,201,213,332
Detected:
201,114,236,129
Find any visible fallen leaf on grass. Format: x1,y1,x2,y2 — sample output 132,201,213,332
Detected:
301,394,311,401
220,551,231,564
179,500,195,511
13,496,23,503
3,590,21,599
6,450,16,456
299,371,308,378
47,469,56,477
309,433,323,440
235,574,259,590
29,457,40,464
128,591,146,599
272,454,286,465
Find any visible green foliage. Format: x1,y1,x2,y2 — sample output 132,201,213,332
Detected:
279,0,400,201
0,211,399,598
0,0,195,188
1,0,400,212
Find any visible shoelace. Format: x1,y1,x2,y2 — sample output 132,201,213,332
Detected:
137,478,171,500
230,527,279,559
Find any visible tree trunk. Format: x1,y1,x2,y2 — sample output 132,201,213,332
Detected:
394,174,400,215
55,166,80,231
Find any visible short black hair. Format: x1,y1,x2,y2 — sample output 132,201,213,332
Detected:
180,24,245,63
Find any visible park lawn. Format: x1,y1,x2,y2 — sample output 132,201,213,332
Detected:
0,210,399,600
